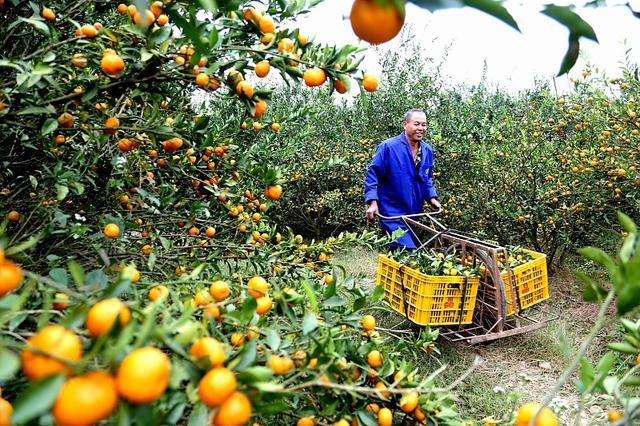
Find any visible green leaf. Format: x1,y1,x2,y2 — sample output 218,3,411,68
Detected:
607,342,639,354
618,211,637,233
166,9,208,53
11,374,65,424
556,35,580,76
49,268,69,285
209,26,219,47
596,352,615,376
577,247,616,273
68,260,85,286
18,17,50,36
5,235,40,256
187,403,208,426
140,47,153,62
323,295,345,307
149,26,172,45
302,311,318,335
541,5,598,41
236,366,273,383
233,339,257,370
0,349,20,381
578,357,594,390
575,271,607,302
300,279,318,312
265,328,281,351
55,184,69,201
197,0,217,13
17,106,52,115
255,399,288,414
41,118,58,135
464,0,519,31
356,409,378,426
33,63,54,75
371,284,385,303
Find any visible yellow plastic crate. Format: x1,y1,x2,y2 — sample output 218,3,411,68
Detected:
376,255,479,326
502,250,549,315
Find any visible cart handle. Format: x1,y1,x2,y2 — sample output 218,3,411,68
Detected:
376,210,447,231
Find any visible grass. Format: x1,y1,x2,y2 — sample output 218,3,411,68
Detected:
330,246,619,423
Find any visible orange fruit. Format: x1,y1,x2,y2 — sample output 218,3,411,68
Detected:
195,73,209,87
252,122,262,131
162,137,183,152
297,33,308,46
116,346,170,403
103,223,120,238
362,314,376,331
210,280,231,301
236,81,254,98
199,367,237,407
400,391,419,413
255,60,270,78
0,397,12,426
515,403,559,426
268,354,293,375
188,226,200,236
264,184,282,200
104,116,120,134
86,298,131,337
79,24,98,37
258,16,275,33
230,332,245,347
277,38,294,53
607,410,623,421
149,285,169,301
20,325,82,380
333,420,349,426
190,337,225,367
156,14,168,26
133,9,155,27
41,7,55,21
271,122,281,131
57,112,74,128
52,371,118,426
413,406,426,421
122,265,140,282
0,257,22,297
298,417,315,426
377,407,393,426
334,79,348,94
362,73,379,92
247,276,269,297
150,0,163,17
350,0,404,44
117,3,127,14
255,296,272,316
101,54,125,77
205,227,216,237
212,391,251,426
71,53,88,68
367,350,382,368
303,67,326,87
252,99,268,118
53,293,69,310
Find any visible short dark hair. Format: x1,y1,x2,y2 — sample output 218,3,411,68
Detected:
404,109,426,122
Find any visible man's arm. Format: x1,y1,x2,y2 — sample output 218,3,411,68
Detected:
424,145,440,210
364,144,386,220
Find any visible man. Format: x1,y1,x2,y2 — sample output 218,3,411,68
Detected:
364,109,441,249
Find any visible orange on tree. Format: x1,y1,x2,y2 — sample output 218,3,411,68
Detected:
157,13,168,26
252,99,268,118
377,407,393,426
362,73,379,92
362,314,376,331
297,417,315,426
117,3,127,14
199,367,237,407
212,391,252,426
86,298,131,337
20,325,82,380
41,7,55,20
72,53,88,68
205,227,216,237
150,0,163,17
607,410,623,422
303,67,327,87
271,122,280,131
53,293,69,310
230,332,245,347
133,9,155,27
116,346,170,404
188,226,200,236
103,223,120,238
196,73,210,87
79,23,98,38
149,285,168,301
515,402,559,426
247,276,269,297
122,265,140,282
104,116,120,134
255,60,270,78
264,184,282,200
334,79,348,94
57,112,74,128
194,289,212,306
0,395,11,426
268,354,294,375
0,256,22,297
101,53,125,77
162,137,183,152
210,280,231,301
350,0,404,45
52,371,118,426
236,81,254,98
190,336,225,367
258,15,275,33
413,406,426,422
399,391,419,413
333,420,349,426
277,37,294,53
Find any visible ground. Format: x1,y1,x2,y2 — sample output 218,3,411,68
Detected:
332,247,622,424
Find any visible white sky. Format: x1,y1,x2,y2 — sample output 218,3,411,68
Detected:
295,0,640,92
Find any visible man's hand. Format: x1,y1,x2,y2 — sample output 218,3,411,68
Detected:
429,198,441,211
365,200,378,221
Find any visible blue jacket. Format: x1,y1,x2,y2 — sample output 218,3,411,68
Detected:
364,133,437,248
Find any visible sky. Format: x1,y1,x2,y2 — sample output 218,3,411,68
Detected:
295,0,640,92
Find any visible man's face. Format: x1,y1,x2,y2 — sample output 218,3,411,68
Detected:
403,112,427,143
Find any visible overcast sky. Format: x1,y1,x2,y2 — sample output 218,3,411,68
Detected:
296,0,640,92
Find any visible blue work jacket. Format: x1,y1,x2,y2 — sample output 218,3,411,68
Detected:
364,133,437,248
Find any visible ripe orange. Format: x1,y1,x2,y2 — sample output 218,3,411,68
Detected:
252,122,262,131
264,184,282,200
116,346,170,403
41,7,55,21
277,38,294,53
210,280,231,301
362,73,379,92
117,3,127,14
52,371,118,426
268,354,294,375
205,227,216,237
297,33,309,46
190,337,225,367
150,0,163,17
400,391,419,413
261,32,275,44
607,410,623,421
149,285,168,301
236,81,254,98
0,397,12,426
298,417,315,426
156,14,168,26
122,265,140,282
334,79,348,94
133,9,155,27
413,406,426,421
104,116,120,134
103,223,120,238
162,137,183,152
101,54,125,77
20,325,82,380
212,391,252,426
188,226,200,236
195,73,209,87
247,276,269,297
86,298,131,337
255,60,270,78
303,67,327,87
72,53,88,68
367,350,383,368
53,293,69,310
258,16,275,33
230,332,245,347
377,407,393,426
0,257,22,297
255,296,273,316
350,0,404,45
515,403,559,426
58,112,74,128
271,122,281,131
199,367,237,407
362,314,376,331
252,99,268,118
333,420,349,426
79,24,98,38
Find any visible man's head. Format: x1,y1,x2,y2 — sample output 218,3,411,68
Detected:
403,109,427,144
